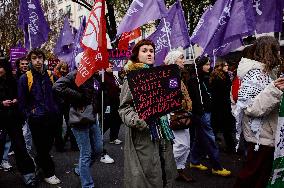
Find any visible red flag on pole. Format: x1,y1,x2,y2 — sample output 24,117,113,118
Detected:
75,0,109,86
118,28,142,51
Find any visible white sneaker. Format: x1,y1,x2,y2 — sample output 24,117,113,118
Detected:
8,151,14,156
1,160,12,171
44,175,61,185
109,139,123,145
100,154,114,164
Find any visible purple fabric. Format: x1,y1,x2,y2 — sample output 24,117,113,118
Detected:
70,16,86,70
54,17,74,56
18,0,51,49
253,0,283,34
213,38,243,56
191,0,255,56
147,0,190,66
117,0,167,36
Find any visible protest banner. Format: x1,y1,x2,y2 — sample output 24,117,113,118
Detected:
127,64,182,122
108,49,131,71
9,47,27,71
47,59,60,71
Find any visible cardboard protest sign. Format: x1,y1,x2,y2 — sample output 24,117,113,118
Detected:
10,47,27,71
108,49,131,71
127,64,182,121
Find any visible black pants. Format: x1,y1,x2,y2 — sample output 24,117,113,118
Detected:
103,107,122,141
0,119,35,175
28,115,57,178
54,115,65,151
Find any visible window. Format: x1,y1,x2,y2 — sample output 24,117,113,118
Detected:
59,9,63,17
185,48,193,60
79,16,84,24
58,0,63,4
51,10,56,20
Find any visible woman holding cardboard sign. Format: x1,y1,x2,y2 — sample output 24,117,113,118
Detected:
118,39,177,188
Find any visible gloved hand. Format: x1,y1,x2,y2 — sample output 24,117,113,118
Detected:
131,117,148,131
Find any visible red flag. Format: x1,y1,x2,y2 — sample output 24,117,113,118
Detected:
75,0,108,86
118,28,141,51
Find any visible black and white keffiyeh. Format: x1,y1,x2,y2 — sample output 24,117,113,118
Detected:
234,69,273,151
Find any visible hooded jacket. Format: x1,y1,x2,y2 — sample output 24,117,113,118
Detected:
236,58,283,147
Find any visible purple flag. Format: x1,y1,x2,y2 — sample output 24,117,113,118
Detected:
70,16,86,70
18,0,51,50
54,17,74,56
147,0,190,66
213,38,243,56
191,0,255,56
117,0,167,36
253,0,283,34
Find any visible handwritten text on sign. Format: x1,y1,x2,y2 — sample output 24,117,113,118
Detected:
127,64,182,121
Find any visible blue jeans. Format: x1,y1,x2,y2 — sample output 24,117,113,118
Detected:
190,113,222,170
3,136,11,161
72,123,103,188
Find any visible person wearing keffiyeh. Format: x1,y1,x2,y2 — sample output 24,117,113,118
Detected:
234,36,284,188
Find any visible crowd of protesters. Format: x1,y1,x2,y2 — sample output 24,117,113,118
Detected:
0,36,283,188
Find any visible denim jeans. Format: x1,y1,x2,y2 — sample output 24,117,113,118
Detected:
3,136,11,161
190,113,222,170
72,123,103,188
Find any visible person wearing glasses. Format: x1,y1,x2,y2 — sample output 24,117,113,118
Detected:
18,49,61,185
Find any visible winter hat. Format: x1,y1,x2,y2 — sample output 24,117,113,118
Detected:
195,56,210,68
75,52,83,68
164,50,183,65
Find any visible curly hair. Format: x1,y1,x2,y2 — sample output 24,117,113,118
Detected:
209,58,227,83
54,61,69,78
242,44,256,59
129,39,155,63
27,48,46,61
253,36,281,73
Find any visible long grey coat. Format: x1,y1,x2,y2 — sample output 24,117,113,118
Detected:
118,80,177,188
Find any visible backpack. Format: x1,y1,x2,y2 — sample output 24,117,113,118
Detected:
26,70,54,91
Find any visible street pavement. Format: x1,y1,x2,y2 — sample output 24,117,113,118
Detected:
0,125,243,188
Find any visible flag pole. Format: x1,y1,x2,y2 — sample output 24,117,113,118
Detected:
28,24,32,50
100,69,105,154
190,44,204,106
163,18,172,51
213,50,216,68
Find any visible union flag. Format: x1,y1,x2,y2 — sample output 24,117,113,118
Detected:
75,0,109,86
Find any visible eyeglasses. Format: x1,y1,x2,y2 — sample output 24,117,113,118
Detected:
31,55,43,60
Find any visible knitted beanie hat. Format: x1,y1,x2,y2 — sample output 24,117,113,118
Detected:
75,52,83,68
164,50,183,65
196,56,210,68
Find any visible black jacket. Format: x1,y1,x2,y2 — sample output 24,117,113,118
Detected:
187,70,212,116
53,70,101,113
0,76,23,124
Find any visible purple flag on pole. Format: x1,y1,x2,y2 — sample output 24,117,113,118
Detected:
54,17,74,56
18,0,51,50
253,0,283,34
147,0,190,66
213,38,243,56
191,0,255,56
117,0,167,36
70,16,86,70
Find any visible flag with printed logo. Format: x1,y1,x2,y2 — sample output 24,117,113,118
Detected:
75,0,109,86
